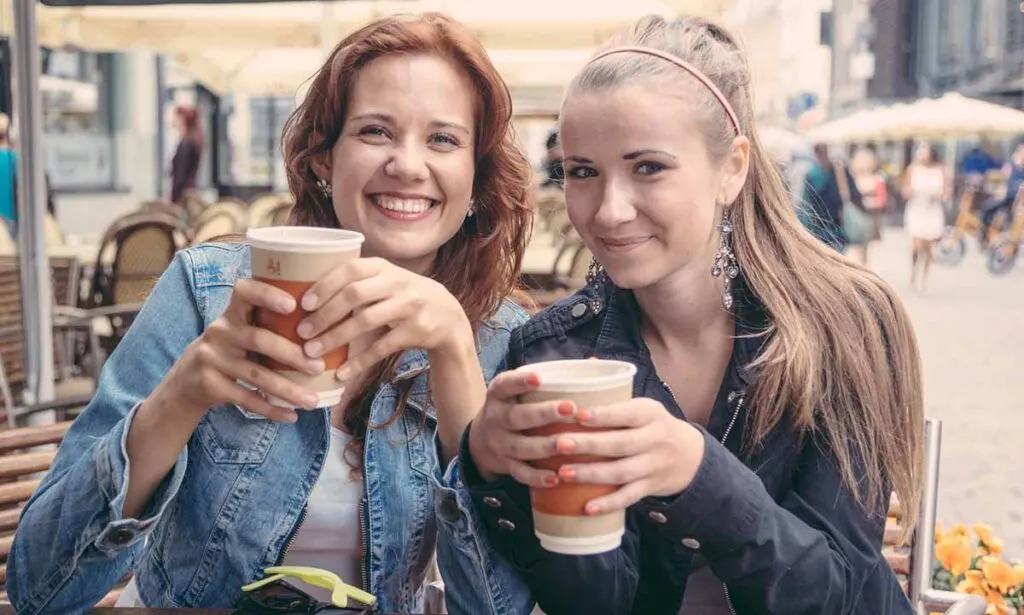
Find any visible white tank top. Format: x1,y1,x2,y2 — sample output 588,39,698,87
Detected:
117,426,364,607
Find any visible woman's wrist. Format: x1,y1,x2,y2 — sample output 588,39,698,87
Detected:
429,323,485,464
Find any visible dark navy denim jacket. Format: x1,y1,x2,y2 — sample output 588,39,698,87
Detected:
460,279,915,615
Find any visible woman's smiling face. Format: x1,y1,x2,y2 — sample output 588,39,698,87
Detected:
322,53,477,274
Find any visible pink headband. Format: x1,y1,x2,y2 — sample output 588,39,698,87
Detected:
588,45,742,136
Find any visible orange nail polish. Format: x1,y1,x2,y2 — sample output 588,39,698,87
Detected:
557,401,575,416
555,437,576,454
526,373,541,387
558,467,576,480
577,409,593,422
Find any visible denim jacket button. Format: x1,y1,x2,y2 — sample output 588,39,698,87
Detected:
571,303,587,318
648,511,668,524
681,537,701,550
109,528,135,546
497,518,516,531
438,497,461,522
482,496,502,509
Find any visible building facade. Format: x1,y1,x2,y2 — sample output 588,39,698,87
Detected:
915,0,1024,107
827,0,920,115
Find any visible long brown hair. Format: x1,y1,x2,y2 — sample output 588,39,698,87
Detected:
568,15,924,531
280,13,533,463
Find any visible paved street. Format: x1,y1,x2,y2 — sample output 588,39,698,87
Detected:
869,229,1024,559
525,227,1024,558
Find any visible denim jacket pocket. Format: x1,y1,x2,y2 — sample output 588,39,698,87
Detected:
195,404,281,464
403,386,439,481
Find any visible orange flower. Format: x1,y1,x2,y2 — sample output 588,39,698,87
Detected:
974,523,996,545
951,524,970,538
956,570,987,596
935,521,945,545
1014,562,1024,587
982,589,1006,615
980,556,1018,594
936,534,974,577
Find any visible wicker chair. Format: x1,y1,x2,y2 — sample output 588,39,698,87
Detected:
520,237,592,313
191,200,248,245
248,192,294,229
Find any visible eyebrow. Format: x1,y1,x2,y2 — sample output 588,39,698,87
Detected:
564,149,677,165
348,112,471,136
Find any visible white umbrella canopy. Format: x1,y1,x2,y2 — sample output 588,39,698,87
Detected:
27,0,677,95
805,93,1024,143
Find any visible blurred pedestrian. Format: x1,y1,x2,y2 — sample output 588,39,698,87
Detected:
169,105,204,205
0,113,18,235
979,141,1024,244
903,143,948,291
800,143,861,252
850,147,887,266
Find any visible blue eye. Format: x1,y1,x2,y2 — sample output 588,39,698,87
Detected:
566,166,596,179
431,133,460,147
359,125,389,139
635,161,665,175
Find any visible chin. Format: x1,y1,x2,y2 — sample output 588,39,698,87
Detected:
602,265,663,290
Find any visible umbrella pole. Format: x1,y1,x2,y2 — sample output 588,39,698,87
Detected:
11,0,55,415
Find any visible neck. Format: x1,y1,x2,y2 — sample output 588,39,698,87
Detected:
633,260,734,349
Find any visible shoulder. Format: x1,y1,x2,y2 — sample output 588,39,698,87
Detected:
510,283,609,353
178,242,251,289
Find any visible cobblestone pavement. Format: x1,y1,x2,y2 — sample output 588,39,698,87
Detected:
869,229,1024,559
525,228,1024,558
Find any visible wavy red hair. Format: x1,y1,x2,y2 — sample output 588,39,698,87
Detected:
282,12,533,332
280,13,533,463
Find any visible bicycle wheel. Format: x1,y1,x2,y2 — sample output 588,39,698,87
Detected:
986,239,1019,276
933,227,966,266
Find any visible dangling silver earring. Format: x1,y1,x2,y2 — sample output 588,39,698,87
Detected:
316,178,332,197
711,208,740,309
466,199,476,218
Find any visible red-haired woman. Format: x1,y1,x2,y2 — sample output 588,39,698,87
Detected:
169,105,204,204
9,14,535,615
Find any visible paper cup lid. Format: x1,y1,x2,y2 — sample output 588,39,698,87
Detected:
246,226,364,253
515,359,637,393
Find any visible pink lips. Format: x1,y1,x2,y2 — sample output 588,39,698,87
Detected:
600,236,651,252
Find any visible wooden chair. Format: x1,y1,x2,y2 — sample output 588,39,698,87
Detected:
884,419,986,615
520,237,592,313
0,397,128,606
248,193,294,229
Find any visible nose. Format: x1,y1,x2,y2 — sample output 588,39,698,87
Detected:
385,139,430,183
591,178,637,229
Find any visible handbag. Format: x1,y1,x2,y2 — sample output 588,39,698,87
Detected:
835,161,873,245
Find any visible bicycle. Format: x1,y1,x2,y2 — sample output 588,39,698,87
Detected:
986,191,1024,276
934,176,1008,266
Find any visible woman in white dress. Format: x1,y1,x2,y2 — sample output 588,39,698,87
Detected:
902,144,948,290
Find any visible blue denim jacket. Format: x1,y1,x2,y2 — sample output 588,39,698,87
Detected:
8,243,535,615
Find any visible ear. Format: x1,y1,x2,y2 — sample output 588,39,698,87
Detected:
311,153,331,183
718,136,750,205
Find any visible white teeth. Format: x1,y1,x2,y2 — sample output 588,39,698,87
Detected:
372,196,433,214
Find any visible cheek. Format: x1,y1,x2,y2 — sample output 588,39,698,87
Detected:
437,154,475,202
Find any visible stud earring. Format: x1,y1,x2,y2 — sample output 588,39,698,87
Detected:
316,178,332,197
467,199,476,218
711,207,740,309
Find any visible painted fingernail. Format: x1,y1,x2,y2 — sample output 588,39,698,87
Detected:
305,341,323,358
577,409,593,422
297,321,314,339
335,365,353,382
302,293,318,311
526,373,540,387
305,358,326,375
542,475,559,487
556,401,575,416
585,503,601,515
555,436,576,454
558,467,576,480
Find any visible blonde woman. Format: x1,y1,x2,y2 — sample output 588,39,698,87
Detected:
850,147,887,265
464,15,923,615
